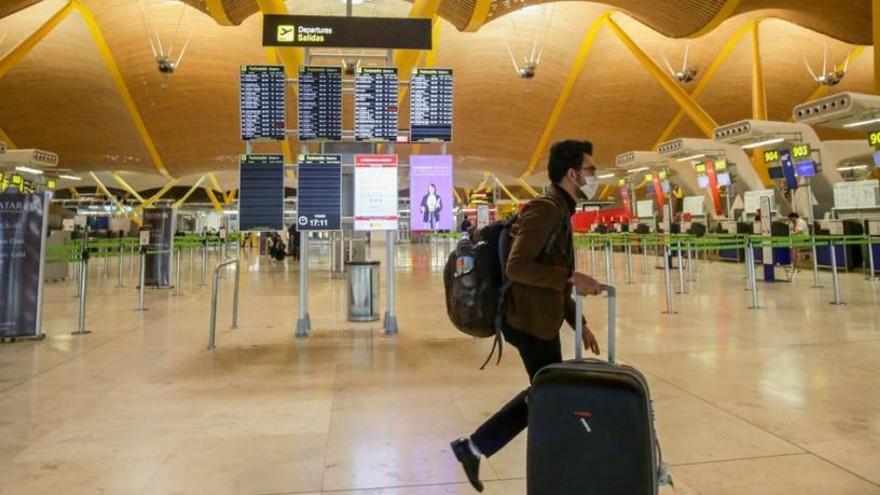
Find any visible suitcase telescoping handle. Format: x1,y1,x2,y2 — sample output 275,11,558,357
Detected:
574,284,616,364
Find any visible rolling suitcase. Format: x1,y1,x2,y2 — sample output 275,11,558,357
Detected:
527,284,671,494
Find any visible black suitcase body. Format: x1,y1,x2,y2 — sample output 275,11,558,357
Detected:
527,285,663,495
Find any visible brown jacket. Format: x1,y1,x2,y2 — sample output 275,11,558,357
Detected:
504,185,580,340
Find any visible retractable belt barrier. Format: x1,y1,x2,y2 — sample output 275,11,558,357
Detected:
571,232,878,312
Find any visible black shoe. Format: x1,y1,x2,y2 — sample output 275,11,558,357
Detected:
451,437,484,492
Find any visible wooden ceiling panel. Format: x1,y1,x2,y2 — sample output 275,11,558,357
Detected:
549,15,687,171
80,0,268,176
0,11,151,170
0,0,43,19
440,3,609,177
489,0,727,38
734,0,872,45
4,0,873,45
0,0,874,183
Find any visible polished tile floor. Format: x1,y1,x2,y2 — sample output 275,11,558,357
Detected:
1,241,879,494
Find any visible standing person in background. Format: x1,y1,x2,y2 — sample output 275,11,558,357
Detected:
287,223,300,261
788,212,809,235
449,139,603,492
788,212,809,274
460,217,476,242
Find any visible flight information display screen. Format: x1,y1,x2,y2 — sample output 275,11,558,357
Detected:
355,67,399,142
239,154,285,231
410,68,453,142
298,66,343,141
297,154,342,231
240,65,286,141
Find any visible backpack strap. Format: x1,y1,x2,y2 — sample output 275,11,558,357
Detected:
480,197,570,369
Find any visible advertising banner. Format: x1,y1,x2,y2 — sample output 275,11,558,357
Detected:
409,155,453,232
354,154,398,231
142,207,176,287
0,192,50,339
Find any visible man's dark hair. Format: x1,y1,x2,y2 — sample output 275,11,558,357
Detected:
548,139,593,183
788,212,799,219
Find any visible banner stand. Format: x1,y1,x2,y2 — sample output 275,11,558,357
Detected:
0,192,51,343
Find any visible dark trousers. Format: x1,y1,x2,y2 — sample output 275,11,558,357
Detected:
470,325,562,457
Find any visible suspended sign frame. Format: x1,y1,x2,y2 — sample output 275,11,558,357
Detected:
263,15,431,50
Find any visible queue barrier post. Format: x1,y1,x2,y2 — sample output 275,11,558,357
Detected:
829,240,844,306
136,247,147,312
72,246,91,336
207,258,241,350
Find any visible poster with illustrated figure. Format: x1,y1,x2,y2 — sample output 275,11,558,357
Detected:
410,155,453,232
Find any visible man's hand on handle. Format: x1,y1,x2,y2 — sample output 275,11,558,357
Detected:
569,272,602,356
582,324,600,356
569,272,601,296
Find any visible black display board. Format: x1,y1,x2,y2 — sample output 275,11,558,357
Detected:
263,15,431,50
142,207,175,288
410,68,453,142
298,66,343,142
240,65,286,141
355,67,399,142
239,154,285,231
0,192,49,339
297,154,341,231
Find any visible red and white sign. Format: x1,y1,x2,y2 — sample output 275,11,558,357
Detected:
354,154,399,231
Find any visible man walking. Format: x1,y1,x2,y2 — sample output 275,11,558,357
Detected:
450,139,604,492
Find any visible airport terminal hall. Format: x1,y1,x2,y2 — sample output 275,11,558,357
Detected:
3,0,880,493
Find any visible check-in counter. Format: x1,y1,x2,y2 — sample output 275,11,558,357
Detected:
44,230,71,281
816,220,863,270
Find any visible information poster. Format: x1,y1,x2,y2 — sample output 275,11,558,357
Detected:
0,192,50,338
409,155,453,232
298,154,342,231
142,207,176,288
239,154,285,231
354,154,398,231
636,200,654,218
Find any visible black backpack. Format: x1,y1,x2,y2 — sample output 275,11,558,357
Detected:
444,198,567,368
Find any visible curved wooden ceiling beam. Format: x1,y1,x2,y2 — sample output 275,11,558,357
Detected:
485,0,870,44
4,1,871,45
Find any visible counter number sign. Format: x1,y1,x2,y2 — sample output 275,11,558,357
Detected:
763,150,780,163
792,144,811,160
869,130,880,147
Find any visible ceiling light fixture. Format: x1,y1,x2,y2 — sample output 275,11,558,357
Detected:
59,174,82,181
627,167,650,173
597,173,615,179
15,166,44,175
837,165,869,171
842,117,880,128
741,137,785,150
676,153,706,162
